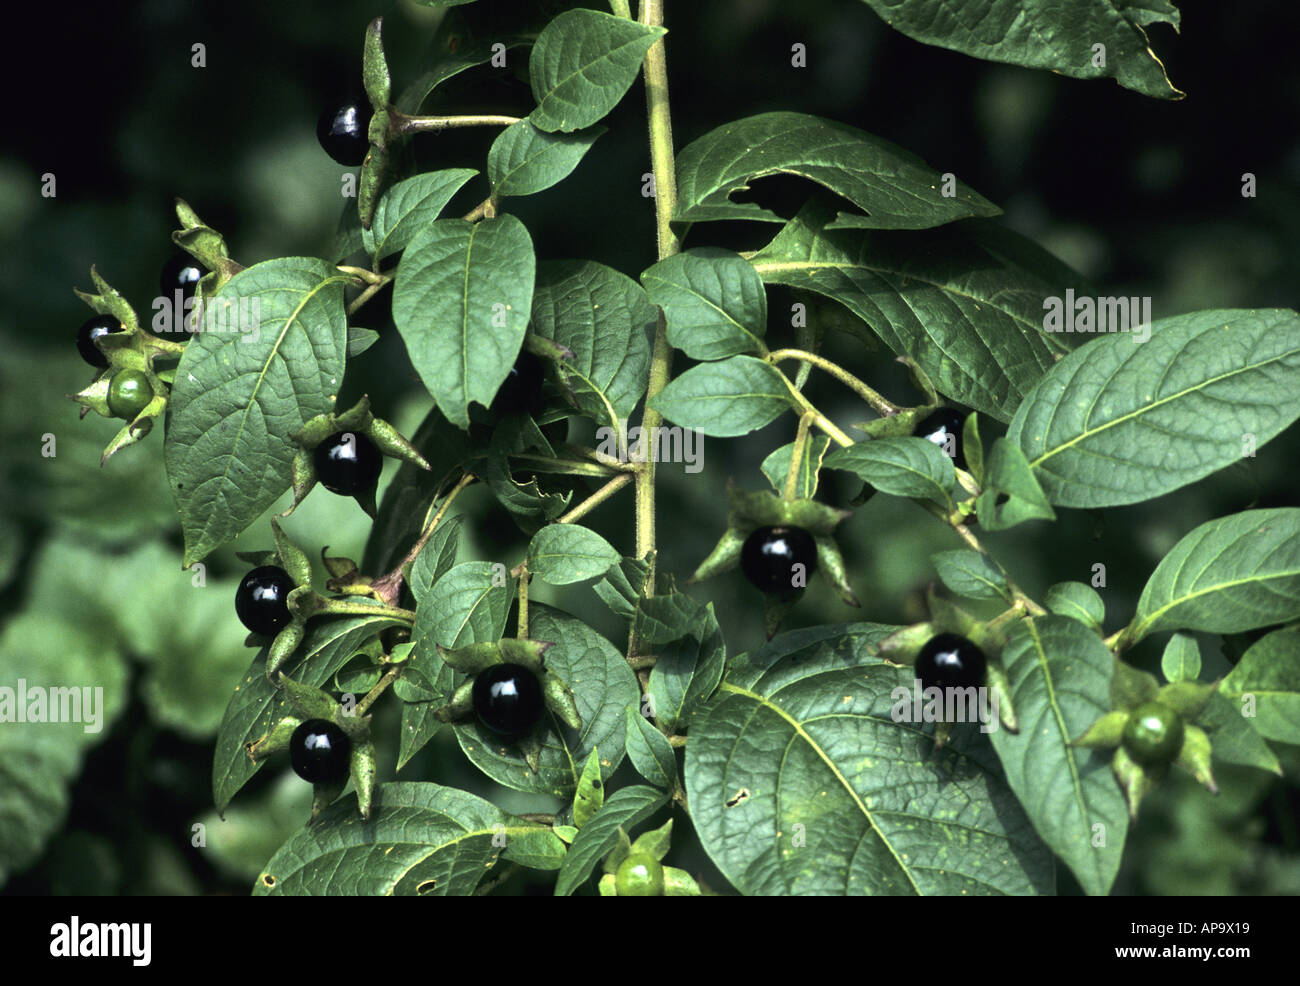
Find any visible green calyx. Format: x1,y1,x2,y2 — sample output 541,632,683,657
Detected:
689,486,852,602
247,672,378,819
70,266,180,464
285,394,431,515
432,638,583,734
1073,668,1222,816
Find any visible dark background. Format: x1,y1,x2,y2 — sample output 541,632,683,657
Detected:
0,0,1297,895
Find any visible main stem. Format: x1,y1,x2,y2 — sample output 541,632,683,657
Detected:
635,0,678,588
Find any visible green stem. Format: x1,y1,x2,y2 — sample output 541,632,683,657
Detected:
389,111,520,137
371,472,476,605
776,371,853,447
783,412,815,501
609,0,632,16
318,601,417,622
767,348,901,417
557,472,634,524
346,277,391,317
634,0,678,596
355,665,401,717
517,570,530,639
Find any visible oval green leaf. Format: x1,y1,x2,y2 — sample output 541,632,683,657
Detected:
1008,309,1300,508
392,215,536,429
1129,508,1300,643
649,355,792,437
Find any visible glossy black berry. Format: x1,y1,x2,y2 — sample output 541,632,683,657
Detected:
472,663,544,740
1122,701,1185,768
316,103,369,166
740,525,818,595
490,350,545,417
235,565,295,636
76,314,122,368
913,407,969,471
289,719,351,784
160,252,204,308
915,632,987,691
314,431,383,495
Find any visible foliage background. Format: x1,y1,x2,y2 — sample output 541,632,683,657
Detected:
0,0,1297,894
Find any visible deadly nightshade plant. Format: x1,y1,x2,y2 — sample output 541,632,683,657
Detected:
62,1,1300,898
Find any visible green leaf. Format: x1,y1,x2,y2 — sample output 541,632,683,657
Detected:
362,170,479,262
165,258,348,565
761,436,831,501
1161,634,1202,684
647,603,726,735
527,525,619,585
554,785,666,896
213,614,402,814
931,549,1011,602
625,707,678,790
1221,628,1300,744
1128,509,1300,643
1199,693,1282,775
855,0,1181,100
1007,309,1300,508
455,605,639,797
528,9,665,132
987,617,1128,896
634,592,706,645
975,438,1056,530
254,782,565,895
674,111,999,229
642,248,768,360
572,749,604,829
0,614,129,887
392,215,536,429
750,203,1088,422
687,623,1053,895
531,260,654,430
489,120,605,197
824,437,956,508
1043,582,1106,632
649,355,792,437
409,515,464,604
593,555,651,619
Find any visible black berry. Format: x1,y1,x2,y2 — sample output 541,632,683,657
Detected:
491,350,545,417
472,663,544,740
314,431,383,495
235,565,295,636
913,407,968,471
289,719,351,784
77,314,122,368
740,525,818,595
915,633,987,691
316,103,369,166
160,252,204,309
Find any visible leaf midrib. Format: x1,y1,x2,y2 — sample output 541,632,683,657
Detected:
189,270,343,558
718,679,923,895
1024,344,1300,469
